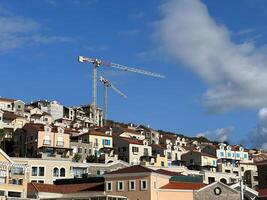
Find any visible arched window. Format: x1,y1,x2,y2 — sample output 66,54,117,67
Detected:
53,168,59,177
60,168,65,177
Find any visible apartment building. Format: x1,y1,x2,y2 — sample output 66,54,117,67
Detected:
13,123,72,159
256,160,267,199
0,98,25,114
73,105,103,127
181,151,217,172
71,127,114,163
104,165,171,200
202,143,251,175
114,135,152,165
135,125,160,144
30,100,64,120
12,157,129,184
0,149,29,199
28,107,53,125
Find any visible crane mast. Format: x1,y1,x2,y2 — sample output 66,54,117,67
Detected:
99,76,127,125
78,55,165,126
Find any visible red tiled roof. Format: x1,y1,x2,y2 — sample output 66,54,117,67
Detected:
116,127,141,135
0,97,16,102
28,182,104,194
156,169,184,177
3,111,25,120
258,188,267,197
118,136,144,145
106,165,155,175
182,150,217,159
160,181,205,190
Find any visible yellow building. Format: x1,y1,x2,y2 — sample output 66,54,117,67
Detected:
0,148,29,199
13,123,72,159
78,127,113,155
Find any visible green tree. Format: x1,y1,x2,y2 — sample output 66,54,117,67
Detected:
73,153,81,162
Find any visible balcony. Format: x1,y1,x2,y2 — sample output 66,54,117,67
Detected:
43,139,51,145
56,141,64,146
9,179,23,185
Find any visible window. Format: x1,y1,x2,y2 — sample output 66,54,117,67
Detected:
212,160,216,166
57,136,64,146
241,167,244,172
106,181,112,191
132,147,139,153
129,180,136,191
237,153,240,158
102,139,110,146
78,148,82,153
227,153,231,157
117,181,124,191
53,168,59,177
141,179,148,190
60,168,66,177
144,148,148,156
220,152,224,157
39,167,44,176
244,154,248,159
161,161,164,166
17,105,21,109
32,167,38,176
44,135,51,145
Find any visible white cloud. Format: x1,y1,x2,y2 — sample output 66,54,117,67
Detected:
156,0,267,112
0,7,71,52
197,126,235,143
248,108,267,150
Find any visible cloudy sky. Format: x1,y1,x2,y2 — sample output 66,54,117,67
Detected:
1,0,267,149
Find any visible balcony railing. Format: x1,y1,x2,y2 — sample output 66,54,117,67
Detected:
43,140,51,145
9,179,23,185
56,141,64,146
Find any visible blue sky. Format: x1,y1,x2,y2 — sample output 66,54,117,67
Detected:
1,0,267,149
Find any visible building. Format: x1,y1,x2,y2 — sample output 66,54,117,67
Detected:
181,151,217,171
12,157,129,184
104,165,171,200
0,98,25,114
71,127,114,163
30,100,64,121
13,123,72,159
193,181,240,200
0,148,29,199
114,135,152,165
256,160,267,199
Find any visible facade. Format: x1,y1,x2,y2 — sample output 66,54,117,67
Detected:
30,100,64,121
114,136,152,165
0,148,29,199
12,157,130,184
71,127,114,163
104,165,171,200
0,98,25,114
13,123,72,159
181,151,217,171
193,181,240,200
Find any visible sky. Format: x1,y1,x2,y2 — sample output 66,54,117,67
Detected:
1,0,267,149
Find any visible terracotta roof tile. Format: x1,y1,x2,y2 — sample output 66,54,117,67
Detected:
118,137,143,145
28,182,104,194
0,97,16,102
160,181,205,190
106,165,155,175
156,169,184,177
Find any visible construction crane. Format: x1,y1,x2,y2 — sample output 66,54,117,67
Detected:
99,76,127,125
78,55,165,125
